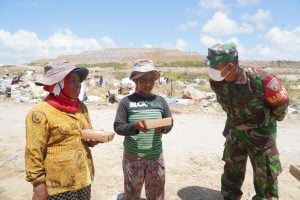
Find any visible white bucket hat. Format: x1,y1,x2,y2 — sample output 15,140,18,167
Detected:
129,59,160,80
35,60,89,86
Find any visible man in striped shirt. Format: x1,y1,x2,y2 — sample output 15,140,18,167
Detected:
114,59,173,200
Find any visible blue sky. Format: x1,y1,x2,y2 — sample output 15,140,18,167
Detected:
0,0,299,64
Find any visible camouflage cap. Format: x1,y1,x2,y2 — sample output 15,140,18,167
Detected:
206,42,238,67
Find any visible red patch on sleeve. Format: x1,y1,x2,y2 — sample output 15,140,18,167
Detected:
263,75,288,106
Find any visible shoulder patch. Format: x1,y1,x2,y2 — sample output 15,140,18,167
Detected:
263,75,288,106
266,76,281,92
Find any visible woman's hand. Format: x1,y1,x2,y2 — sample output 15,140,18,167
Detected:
133,119,149,133
82,128,104,147
32,182,48,200
83,138,102,147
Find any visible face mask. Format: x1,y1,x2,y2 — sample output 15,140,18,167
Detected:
208,65,229,81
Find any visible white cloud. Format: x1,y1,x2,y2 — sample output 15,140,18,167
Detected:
177,21,199,31
143,44,153,48
144,39,188,51
44,29,101,56
236,0,260,7
202,11,253,36
0,29,41,51
266,26,300,46
99,36,117,48
200,35,222,47
175,39,188,50
199,0,227,11
248,44,279,60
242,9,272,30
200,35,246,59
0,29,110,64
0,29,45,64
247,27,300,60
200,26,300,61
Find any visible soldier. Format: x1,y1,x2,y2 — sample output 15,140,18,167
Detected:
206,42,289,200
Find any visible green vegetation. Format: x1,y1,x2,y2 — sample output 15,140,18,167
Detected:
161,71,209,81
282,80,300,87
112,71,128,80
153,82,185,98
76,62,127,70
287,90,300,106
194,84,212,92
282,80,300,106
87,87,116,97
0,64,16,68
271,61,300,68
27,61,47,66
156,60,206,67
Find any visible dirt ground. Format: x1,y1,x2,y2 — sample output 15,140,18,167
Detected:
0,101,299,200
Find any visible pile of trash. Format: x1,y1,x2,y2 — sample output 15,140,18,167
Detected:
1,70,298,119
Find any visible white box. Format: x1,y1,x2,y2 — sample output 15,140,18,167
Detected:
82,129,115,143
145,117,172,129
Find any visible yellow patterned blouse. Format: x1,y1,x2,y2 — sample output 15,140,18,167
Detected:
25,101,94,195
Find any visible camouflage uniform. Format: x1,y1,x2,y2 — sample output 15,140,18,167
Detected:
207,43,289,200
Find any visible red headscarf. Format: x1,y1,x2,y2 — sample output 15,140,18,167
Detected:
44,74,80,113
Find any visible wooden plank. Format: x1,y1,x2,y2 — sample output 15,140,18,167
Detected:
145,117,172,129
82,129,115,143
289,164,300,181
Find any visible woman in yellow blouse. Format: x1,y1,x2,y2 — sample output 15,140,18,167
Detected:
25,61,98,200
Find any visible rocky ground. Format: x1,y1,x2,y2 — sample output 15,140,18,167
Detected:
0,101,299,200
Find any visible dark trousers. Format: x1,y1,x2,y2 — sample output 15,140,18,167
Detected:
48,185,91,200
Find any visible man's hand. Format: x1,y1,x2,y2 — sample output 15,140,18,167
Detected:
155,127,165,133
32,182,48,200
133,119,149,133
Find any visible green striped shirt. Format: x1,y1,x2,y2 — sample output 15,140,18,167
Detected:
114,93,172,159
